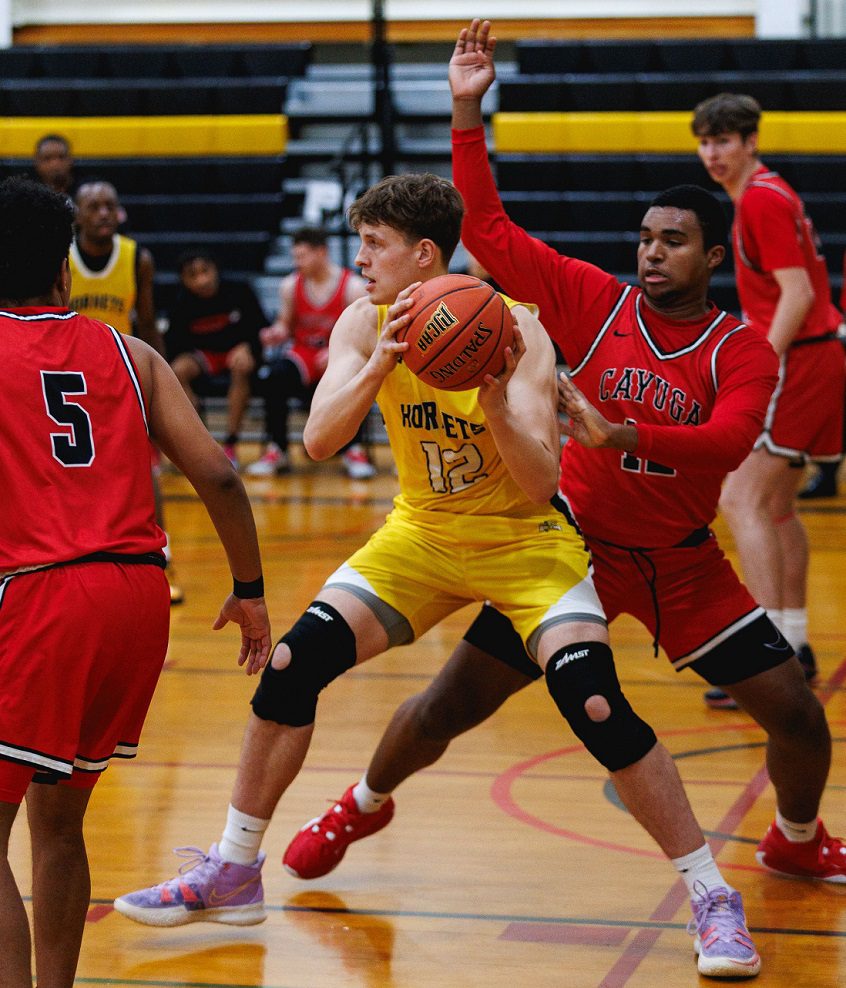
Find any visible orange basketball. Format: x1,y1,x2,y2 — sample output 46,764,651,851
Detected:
397,274,514,392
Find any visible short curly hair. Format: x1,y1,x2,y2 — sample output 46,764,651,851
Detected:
0,176,74,301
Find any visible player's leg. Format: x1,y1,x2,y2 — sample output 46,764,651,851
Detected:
534,619,760,978
719,446,789,609
116,516,460,924
771,464,816,676
0,779,32,988
366,611,537,794
224,346,256,443
168,352,203,407
25,782,94,988
248,357,305,474
697,630,844,883
283,605,537,879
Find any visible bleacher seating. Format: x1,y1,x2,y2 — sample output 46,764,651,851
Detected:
488,38,846,313
0,43,313,303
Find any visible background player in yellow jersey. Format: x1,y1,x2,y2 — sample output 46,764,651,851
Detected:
70,181,160,352
70,181,184,602
114,173,758,975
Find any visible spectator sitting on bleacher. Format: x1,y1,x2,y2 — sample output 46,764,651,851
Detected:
247,225,374,479
165,250,266,471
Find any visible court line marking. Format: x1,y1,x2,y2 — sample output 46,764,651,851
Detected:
597,652,846,987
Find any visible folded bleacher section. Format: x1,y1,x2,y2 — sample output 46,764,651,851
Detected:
495,37,846,312
0,43,312,312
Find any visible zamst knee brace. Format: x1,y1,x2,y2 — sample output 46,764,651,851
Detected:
544,642,657,772
251,601,356,726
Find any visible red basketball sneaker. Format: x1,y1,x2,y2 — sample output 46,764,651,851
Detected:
283,785,395,879
756,820,846,882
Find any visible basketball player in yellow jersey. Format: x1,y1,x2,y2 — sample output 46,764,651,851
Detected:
70,181,183,602
70,181,161,352
116,173,719,933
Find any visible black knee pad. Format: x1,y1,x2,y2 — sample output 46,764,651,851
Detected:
544,641,657,772
251,601,356,726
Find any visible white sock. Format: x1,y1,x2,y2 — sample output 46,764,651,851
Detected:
352,775,391,814
767,607,784,636
218,804,270,865
775,810,818,843
672,844,733,897
780,608,808,653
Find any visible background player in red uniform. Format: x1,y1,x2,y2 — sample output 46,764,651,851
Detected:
249,225,374,478
274,21,846,973
694,93,846,706
0,176,271,988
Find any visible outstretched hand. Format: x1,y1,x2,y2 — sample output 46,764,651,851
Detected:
558,372,618,448
449,18,497,102
477,320,525,414
213,594,272,675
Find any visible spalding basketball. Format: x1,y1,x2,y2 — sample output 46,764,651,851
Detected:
397,274,514,392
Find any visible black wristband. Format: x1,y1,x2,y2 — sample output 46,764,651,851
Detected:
233,575,264,599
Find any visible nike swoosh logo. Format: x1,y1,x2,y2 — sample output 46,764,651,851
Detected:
207,877,259,906
613,330,630,337
763,636,791,651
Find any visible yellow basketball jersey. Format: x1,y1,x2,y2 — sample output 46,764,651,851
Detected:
69,235,137,335
376,299,550,519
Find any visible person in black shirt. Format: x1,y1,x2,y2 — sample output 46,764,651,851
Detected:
166,250,267,470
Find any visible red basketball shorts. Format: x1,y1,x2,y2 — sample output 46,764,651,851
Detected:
758,338,845,461
0,561,169,803
196,348,231,377
286,342,329,387
589,533,760,669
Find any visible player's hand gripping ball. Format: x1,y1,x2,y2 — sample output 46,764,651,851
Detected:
396,274,513,391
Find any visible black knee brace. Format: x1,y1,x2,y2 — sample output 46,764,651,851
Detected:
251,601,356,726
544,641,657,772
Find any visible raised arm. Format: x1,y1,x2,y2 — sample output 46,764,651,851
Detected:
449,18,497,130
449,20,621,365
125,335,270,673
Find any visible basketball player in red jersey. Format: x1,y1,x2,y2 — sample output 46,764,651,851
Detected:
694,94,845,706
0,176,271,988
249,225,373,477
273,20,846,977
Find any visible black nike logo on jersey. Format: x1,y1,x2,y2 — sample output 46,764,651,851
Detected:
613,330,630,337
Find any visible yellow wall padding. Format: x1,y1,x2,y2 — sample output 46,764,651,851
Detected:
0,115,287,157
493,112,846,155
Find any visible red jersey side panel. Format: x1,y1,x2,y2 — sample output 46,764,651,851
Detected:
0,308,165,572
735,168,834,342
292,268,352,349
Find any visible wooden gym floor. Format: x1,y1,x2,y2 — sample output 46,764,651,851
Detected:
9,444,845,987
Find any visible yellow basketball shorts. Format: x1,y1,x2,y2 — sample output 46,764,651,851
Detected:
322,505,606,658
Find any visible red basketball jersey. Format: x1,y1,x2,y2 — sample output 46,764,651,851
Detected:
452,126,778,547
292,269,352,349
734,167,834,342
562,286,776,546
0,307,165,572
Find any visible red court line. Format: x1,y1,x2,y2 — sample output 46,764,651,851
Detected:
85,904,113,923
599,654,846,987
